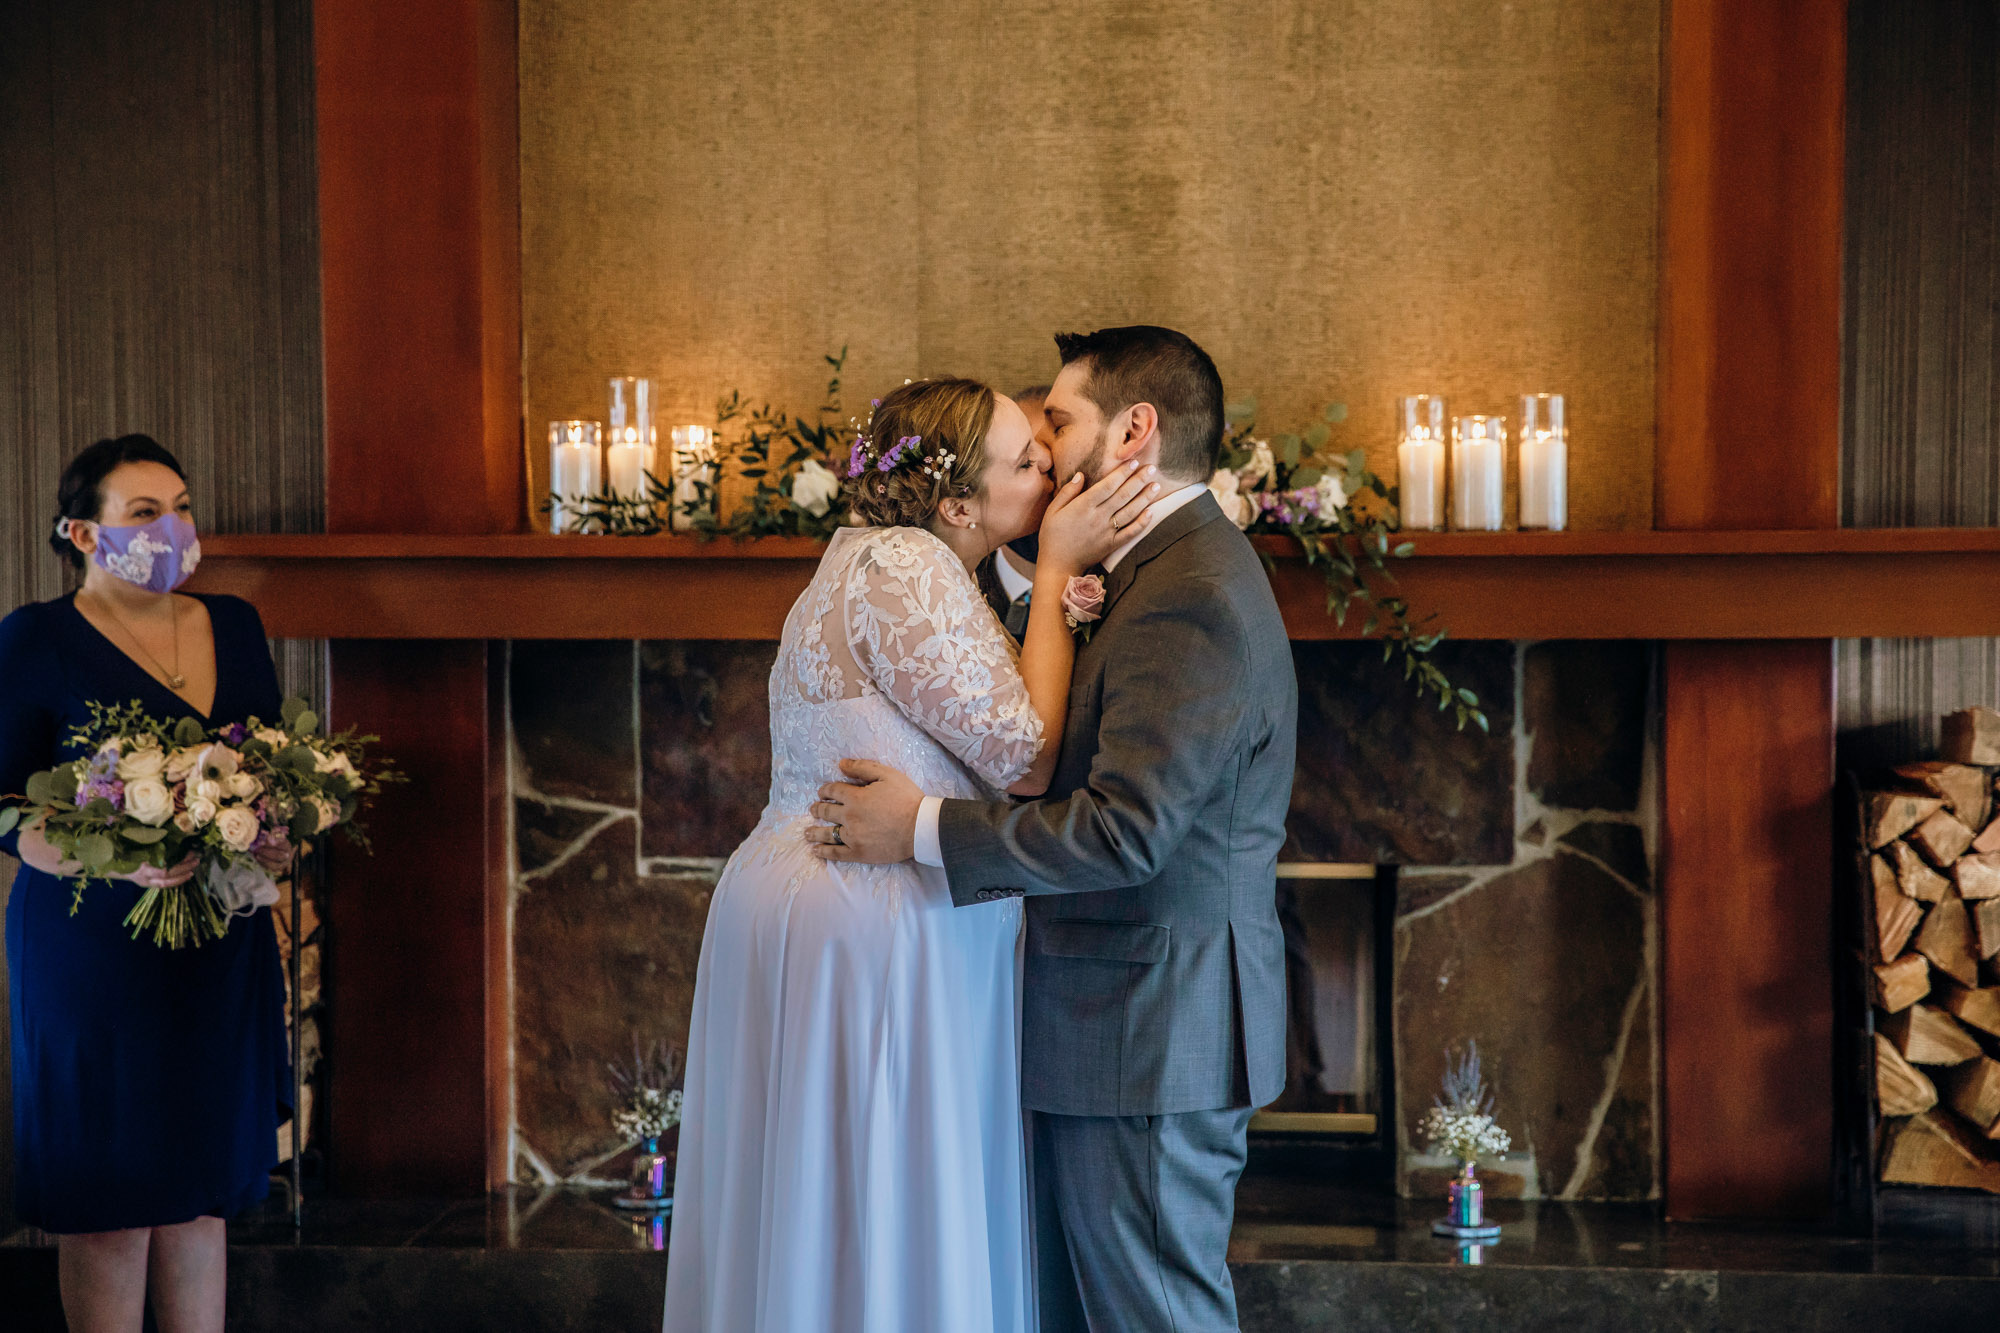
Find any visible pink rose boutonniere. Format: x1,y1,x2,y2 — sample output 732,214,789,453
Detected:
1061,574,1105,640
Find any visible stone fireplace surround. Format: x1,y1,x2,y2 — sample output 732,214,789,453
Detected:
501,637,1658,1201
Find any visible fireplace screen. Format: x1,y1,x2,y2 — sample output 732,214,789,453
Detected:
1253,866,1387,1138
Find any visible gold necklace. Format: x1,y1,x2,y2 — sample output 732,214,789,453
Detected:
90,590,186,690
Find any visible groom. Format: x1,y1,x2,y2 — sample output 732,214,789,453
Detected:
811,326,1296,1332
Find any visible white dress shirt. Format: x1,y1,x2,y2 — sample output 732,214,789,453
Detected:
912,481,1210,867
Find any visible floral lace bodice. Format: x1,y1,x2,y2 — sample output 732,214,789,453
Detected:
761,526,1044,827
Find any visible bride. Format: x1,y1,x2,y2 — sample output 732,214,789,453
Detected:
662,377,1159,1332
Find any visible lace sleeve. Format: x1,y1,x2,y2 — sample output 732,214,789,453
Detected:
845,530,1045,790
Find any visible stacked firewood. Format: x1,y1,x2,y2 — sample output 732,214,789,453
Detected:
1866,707,2000,1192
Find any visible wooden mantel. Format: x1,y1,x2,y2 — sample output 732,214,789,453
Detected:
190,528,2000,642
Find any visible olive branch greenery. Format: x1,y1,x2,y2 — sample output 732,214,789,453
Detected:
540,354,1484,730
1221,398,1488,733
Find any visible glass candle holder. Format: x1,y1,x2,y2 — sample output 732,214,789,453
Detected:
1450,415,1506,532
1396,395,1448,531
669,424,718,532
1516,393,1567,531
548,420,602,534
606,377,656,503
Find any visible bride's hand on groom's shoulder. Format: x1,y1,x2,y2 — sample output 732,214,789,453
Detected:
807,760,921,864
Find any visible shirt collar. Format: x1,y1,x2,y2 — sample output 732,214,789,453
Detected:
994,545,1035,600
1103,482,1210,573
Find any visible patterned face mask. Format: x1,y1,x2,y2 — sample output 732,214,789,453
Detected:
90,512,202,594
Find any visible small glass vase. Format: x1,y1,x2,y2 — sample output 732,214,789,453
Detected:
1432,1159,1501,1240
613,1135,674,1212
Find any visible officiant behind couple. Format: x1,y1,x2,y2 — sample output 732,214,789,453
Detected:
664,327,1296,1333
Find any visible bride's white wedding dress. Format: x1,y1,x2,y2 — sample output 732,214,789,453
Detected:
663,526,1043,1333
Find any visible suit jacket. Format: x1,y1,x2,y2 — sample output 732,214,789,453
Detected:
938,492,1297,1117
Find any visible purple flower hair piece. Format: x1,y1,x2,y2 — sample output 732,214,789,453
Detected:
878,435,921,472
846,435,868,478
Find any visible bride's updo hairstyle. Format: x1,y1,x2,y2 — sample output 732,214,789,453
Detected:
842,378,996,528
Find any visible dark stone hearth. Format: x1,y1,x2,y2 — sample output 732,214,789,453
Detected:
1524,641,1651,811
513,817,712,1177
1557,820,1651,892
638,642,777,859
1288,641,1516,865
516,799,617,877
1396,848,1646,1197
511,641,636,805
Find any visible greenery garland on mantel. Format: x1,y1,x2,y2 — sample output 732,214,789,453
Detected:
553,351,1486,732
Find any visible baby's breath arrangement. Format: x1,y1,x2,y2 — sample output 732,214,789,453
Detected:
608,1038,685,1144
1419,1041,1512,1164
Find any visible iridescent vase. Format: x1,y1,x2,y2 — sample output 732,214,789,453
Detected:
613,1136,674,1212
1431,1160,1501,1241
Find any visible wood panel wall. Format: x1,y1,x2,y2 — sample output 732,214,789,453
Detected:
1836,0,2000,774
315,0,520,1194
0,0,326,1235
1656,0,1846,1219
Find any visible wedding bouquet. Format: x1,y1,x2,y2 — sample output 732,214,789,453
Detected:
0,696,394,948
1419,1041,1513,1165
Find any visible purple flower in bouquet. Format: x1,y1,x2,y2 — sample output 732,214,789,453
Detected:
78,776,125,810
222,723,247,746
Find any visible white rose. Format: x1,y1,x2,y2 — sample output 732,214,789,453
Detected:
123,777,174,826
332,752,358,780
314,795,342,833
790,459,841,518
227,772,263,801
196,744,240,782
174,809,201,834
116,744,167,782
313,748,341,773
193,778,224,803
1240,440,1276,487
1207,469,1253,529
185,796,219,828
164,747,202,783
1316,472,1348,516
254,727,289,748
215,804,261,852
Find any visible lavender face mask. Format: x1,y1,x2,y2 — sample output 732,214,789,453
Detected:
91,513,202,594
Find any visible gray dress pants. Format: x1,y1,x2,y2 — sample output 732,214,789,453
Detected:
1029,1106,1254,1333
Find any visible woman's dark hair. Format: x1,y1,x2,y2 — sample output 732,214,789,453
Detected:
51,434,188,570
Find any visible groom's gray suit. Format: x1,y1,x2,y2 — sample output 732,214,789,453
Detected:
939,490,1296,1332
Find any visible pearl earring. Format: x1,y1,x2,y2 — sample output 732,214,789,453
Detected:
970,521,978,529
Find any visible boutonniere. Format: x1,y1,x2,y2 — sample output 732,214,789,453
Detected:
1061,574,1105,642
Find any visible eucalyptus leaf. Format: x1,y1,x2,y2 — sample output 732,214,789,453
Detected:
125,825,169,845
1225,397,1258,424
50,767,80,803
293,711,320,737
281,696,308,725
175,716,206,746
1303,423,1331,449
76,833,114,869
79,798,115,821
1293,467,1322,487
1393,541,1415,558
289,809,318,844
1323,403,1348,424
1346,449,1366,471
24,771,57,805
0,807,18,836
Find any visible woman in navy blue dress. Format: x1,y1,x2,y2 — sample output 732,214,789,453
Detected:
1,436,290,1333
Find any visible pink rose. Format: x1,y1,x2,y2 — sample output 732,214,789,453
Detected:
1061,574,1105,628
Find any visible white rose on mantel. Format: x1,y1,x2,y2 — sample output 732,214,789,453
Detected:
1316,472,1348,516
1239,440,1276,487
790,459,842,518
1207,470,1253,530
215,804,261,852
123,777,174,827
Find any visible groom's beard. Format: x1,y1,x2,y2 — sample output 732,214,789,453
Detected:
1076,423,1115,485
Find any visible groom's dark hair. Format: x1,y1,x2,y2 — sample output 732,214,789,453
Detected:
1053,326,1224,481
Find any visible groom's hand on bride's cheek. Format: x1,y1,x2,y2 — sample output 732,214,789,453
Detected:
807,759,921,863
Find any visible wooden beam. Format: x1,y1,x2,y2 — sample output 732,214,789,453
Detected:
186,531,2000,642
315,0,523,534
1661,641,1836,1219
1658,0,1846,530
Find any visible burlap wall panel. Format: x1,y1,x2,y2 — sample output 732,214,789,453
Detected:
522,0,1659,530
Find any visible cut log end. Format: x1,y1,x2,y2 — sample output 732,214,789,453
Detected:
1881,1003,1984,1066
1911,809,1978,869
1873,953,1932,1013
1868,792,1946,849
1939,707,2000,767
1875,1032,1939,1116
1916,893,1982,989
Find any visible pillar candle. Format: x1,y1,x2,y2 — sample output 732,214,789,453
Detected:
548,420,602,534
1519,432,1567,530
1451,417,1505,531
607,431,649,501
1398,436,1446,531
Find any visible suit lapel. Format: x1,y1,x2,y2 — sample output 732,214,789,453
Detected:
1101,491,1227,619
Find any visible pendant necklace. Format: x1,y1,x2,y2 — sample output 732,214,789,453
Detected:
94,590,186,690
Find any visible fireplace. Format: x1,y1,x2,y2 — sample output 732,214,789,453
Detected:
489,636,1660,1202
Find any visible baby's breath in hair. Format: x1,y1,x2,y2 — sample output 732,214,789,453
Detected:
842,378,996,529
